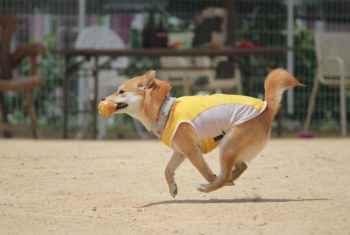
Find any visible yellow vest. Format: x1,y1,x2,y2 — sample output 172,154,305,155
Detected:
161,94,265,154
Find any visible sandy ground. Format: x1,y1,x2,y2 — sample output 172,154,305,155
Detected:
0,138,349,235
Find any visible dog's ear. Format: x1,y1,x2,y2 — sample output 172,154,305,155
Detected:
138,70,156,89
142,71,172,122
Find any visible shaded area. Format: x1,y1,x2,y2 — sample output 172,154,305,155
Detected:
140,197,330,208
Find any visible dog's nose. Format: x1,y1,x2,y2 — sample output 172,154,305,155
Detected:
100,97,106,101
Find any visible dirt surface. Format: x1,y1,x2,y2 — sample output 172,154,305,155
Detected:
0,139,349,235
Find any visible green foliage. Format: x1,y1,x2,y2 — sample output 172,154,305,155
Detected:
292,22,316,122
38,33,64,84
16,31,65,128
235,0,286,46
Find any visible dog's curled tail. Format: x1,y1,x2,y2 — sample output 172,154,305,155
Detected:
264,68,304,118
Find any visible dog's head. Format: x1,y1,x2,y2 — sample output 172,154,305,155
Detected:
101,70,171,128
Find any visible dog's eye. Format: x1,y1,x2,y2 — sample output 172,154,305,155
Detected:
118,90,125,95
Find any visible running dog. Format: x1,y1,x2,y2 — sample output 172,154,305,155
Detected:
99,68,304,197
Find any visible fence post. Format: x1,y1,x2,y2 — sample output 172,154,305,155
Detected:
287,0,295,115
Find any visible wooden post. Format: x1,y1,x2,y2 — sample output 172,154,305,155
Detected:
25,91,38,138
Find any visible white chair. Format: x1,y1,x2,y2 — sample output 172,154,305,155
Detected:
194,56,242,94
158,33,242,95
75,26,128,139
191,7,242,94
304,32,350,136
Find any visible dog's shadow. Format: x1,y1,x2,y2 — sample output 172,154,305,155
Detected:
139,197,329,208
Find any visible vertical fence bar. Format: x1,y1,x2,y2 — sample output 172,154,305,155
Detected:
93,55,99,139
77,0,86,137
78,0,86,31
287,0,294,115
63,55,69,139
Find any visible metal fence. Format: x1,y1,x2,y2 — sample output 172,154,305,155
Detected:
1,0,349,138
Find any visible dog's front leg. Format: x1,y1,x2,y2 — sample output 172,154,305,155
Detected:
173,123,217,185
165,152,185,198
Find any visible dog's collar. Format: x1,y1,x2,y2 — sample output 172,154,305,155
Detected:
153,96,176,138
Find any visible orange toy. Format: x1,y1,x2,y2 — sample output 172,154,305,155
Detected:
98,100,116,117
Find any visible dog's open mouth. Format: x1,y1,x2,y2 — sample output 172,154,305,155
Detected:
116,102,128,110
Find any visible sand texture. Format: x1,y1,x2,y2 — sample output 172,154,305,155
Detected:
0,139,349,235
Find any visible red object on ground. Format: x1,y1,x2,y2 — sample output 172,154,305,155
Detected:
298,131,315,138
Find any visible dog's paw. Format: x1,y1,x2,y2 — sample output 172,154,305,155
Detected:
224,181,235,186
169,184,178,198
196,184,209,193
208,174,217,182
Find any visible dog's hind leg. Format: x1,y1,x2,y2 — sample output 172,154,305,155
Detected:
197,138,236,193
165,152,185,198
197,121,268,193
198,161,249,193
231,161,248,182
172,123,217,183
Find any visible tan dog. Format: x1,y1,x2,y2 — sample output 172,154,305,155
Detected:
100,68,304,197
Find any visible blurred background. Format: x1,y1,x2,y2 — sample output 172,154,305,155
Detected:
0,0,349,139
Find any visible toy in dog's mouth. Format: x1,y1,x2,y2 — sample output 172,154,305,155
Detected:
98,100,128,117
